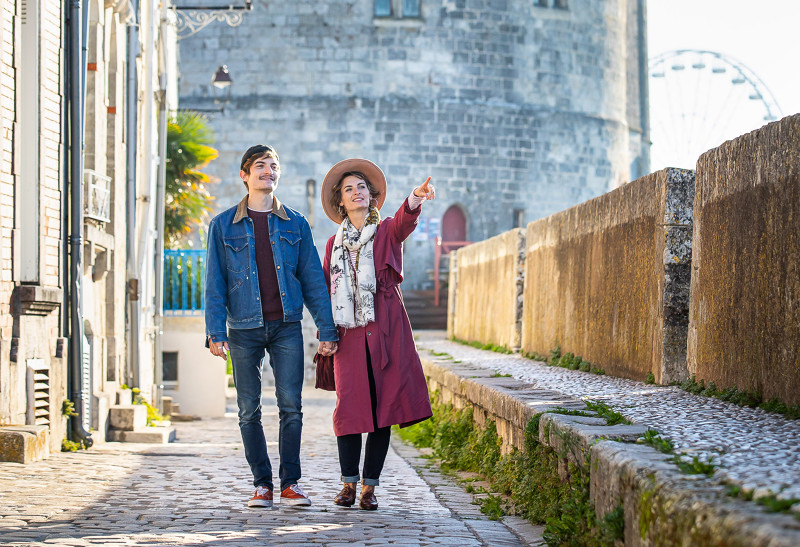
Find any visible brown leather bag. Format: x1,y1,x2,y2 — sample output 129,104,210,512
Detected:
314,352,335,391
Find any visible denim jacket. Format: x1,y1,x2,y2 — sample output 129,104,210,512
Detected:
204,194,338,345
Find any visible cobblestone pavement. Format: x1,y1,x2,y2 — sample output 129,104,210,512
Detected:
0,387,543,546
415,331,800,502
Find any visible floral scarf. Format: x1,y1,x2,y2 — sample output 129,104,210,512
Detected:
330,207,381,328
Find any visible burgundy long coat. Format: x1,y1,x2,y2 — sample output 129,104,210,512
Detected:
323,199,433,436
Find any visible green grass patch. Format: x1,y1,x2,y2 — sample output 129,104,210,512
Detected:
669,453,716,476
584,400,632,426
524,345,606,375
399,392,622,546
490,372,513,378
645,372,656,384
450,336,513,354
638,428,674,454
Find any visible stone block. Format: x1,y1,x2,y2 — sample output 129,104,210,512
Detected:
520,167,695,384
106,426,176,444
108,405,146,431
450,228,525,350
117,389,133,405
161,396,173,416
0,425,50,463
689,114,800,405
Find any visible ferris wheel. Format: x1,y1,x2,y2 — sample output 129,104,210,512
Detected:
648,49,783,171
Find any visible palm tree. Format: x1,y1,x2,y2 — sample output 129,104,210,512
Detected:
165,110,219,248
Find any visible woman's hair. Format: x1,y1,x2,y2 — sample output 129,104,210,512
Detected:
329,171,381,216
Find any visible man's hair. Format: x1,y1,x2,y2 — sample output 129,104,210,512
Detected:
329,171,381,215
240,144,279,174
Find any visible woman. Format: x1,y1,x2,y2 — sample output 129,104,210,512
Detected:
321,158,434,510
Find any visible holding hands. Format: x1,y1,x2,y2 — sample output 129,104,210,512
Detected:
413,177,435,201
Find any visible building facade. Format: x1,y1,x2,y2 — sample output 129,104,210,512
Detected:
177,0,649,292
0,0,176,458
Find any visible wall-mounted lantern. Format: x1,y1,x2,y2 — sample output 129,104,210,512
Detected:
212,65,232,103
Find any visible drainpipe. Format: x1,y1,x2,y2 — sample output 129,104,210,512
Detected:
67,0,93,447
153,31,169,411
126,3,140,388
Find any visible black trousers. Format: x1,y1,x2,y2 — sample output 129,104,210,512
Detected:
337,341,391,485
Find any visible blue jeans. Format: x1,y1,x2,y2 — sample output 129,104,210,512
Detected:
228,320,304,491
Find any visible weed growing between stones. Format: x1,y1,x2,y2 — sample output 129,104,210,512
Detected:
490,372,513,378
583,400,632,425
638,428,675,453
396,392,622,546
61,439,86,452
645,372,656,384
522,345,606,375
636,428,717,475
449,336,513,354
726,486,800,519
669,453,716,476
676,375,800,420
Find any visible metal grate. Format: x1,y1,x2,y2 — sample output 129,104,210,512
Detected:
26,359,50,426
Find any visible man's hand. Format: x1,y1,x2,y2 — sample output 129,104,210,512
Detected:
209,340,230,361
318,341,338,356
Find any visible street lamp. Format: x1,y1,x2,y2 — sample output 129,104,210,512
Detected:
212,65,232,103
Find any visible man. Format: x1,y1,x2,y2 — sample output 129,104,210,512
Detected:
205,145,338,508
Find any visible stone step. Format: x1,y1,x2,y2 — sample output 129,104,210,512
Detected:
106,426,176,443
108,405,147,431
0,425,50,463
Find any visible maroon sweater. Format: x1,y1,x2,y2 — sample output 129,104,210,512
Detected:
247,209,283,321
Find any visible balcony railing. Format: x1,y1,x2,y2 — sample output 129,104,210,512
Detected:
84,169,112,222
163,250,205,315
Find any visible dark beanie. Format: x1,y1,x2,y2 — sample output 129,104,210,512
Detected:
240,145,278,171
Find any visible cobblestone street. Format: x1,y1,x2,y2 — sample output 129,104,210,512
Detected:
0,388,542,546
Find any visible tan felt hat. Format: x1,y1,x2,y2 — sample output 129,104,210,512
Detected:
321,158,387,224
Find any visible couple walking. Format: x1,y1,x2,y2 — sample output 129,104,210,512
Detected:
204,145,434,510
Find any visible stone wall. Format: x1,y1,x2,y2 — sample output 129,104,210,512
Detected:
0,0,69,453
177,0,648,290
688,115,800,405
421,356,800,547
521,168,694,383
447,228,525,350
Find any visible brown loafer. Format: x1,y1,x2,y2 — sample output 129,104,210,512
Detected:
359,490,378,510
334,484,356,507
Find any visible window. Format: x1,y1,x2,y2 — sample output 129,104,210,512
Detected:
402,0,420,17
163,352,178,383
375,0,420,18
375,0,391,17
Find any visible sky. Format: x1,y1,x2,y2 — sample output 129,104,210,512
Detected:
646,0,799,170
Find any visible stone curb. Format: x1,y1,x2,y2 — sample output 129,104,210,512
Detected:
421,356,800,547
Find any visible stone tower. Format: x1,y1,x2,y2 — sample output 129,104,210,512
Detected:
178,0,649,291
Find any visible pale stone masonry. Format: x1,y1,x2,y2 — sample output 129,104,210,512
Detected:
177,0,650,291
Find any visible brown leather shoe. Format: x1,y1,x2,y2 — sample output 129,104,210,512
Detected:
359,490,378,510
334,484,356,507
